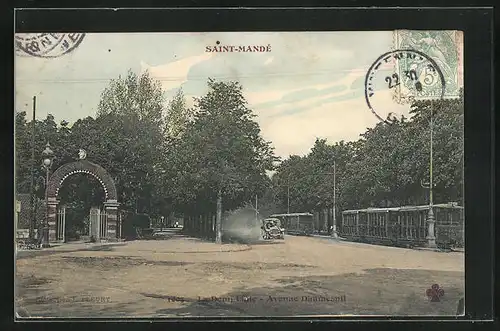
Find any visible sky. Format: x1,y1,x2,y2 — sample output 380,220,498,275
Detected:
14,32,461,158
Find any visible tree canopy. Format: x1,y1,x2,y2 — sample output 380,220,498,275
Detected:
15,68,463,237
271,91,464,213
163,79,277,215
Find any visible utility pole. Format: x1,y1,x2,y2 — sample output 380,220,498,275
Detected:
426,102,437,248
332,160,338,238
287,180,290,214
28,96,36,241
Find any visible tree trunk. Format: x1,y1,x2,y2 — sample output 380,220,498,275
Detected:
323,208,328,233
216,188,222,244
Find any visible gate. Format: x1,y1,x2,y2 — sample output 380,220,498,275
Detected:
89,207,108,241
100,211,108,239
56,206,66,242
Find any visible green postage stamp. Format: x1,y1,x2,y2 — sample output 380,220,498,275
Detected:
393,30,463,103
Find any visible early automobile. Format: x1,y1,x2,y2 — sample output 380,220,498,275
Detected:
261,218,285,240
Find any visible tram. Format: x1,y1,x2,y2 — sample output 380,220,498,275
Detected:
340,203,464,248
269,213,315,235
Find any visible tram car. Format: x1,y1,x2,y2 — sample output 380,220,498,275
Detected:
340,203,464,249
269,213,315,236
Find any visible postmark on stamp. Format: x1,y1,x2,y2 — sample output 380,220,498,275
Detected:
392,30,463,103
364,49,446,123
15,33,86,58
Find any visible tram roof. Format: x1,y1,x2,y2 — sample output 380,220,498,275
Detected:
270,213,314,217
342,203,463,214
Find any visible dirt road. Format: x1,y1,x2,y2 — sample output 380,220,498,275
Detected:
15,233,464,318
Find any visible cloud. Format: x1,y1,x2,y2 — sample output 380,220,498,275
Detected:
141,52,214,91
256,86,418,158
249,67,367,120
259,96,380,158
246,68,361,108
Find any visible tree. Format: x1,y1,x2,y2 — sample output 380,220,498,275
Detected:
94,70,166,216
167,78,277,242
45,69,168,217
164,88,193,139
15,112,71,197
15,111,31,194
409,90,464,204
272,92,464,214
97,69,163,126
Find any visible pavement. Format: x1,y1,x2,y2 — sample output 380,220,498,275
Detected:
16,233,464,317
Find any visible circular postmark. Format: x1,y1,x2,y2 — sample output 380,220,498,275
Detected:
15,33,85,58
364,49,446,124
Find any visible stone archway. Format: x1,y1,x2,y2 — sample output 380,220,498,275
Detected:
45,159,119,243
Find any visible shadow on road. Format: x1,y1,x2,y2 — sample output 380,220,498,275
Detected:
15,268,464,318
246,240,285,246
153,268,464,317
16,243,126,260
59,256,193,269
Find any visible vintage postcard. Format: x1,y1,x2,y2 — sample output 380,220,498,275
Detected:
15,31,464,318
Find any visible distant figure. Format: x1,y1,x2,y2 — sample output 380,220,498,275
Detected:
175,221,179,228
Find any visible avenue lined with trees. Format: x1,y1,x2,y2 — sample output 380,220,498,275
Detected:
15,69,463,242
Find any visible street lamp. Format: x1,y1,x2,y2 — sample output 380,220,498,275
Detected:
33,175,46,244
422,102,437,248
287,181,290,214
332,160,338,238
41,142,54,248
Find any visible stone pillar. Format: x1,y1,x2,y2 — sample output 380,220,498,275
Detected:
426,207,437,248
104,199,119,241
47,198,59,243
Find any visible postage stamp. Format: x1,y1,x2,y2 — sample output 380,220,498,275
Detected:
392,30,463,102
15,33,85,58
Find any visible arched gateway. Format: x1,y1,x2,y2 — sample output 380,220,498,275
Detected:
45,157,119,243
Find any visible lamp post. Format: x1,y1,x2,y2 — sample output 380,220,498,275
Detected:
287,181,290,214
421,103,437,248
33,175,46,243
41,142,54,248
28,96,36,242
427,102,437,248
332,160,338,238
